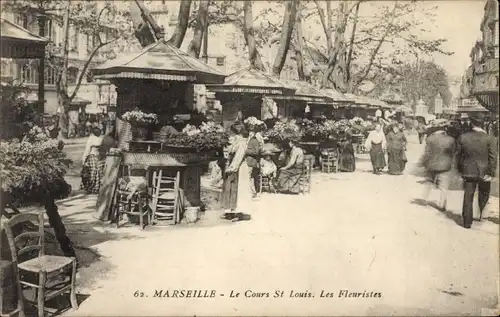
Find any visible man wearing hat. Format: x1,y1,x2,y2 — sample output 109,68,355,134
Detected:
419,120,456,212
456,113,497,229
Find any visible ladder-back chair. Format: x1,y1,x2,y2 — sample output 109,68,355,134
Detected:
259,174,277,194
3,212,78,317
299,156,314,194
113,165,151,230
151,170,183,225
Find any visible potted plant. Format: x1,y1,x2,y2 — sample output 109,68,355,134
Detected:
121,108,159,141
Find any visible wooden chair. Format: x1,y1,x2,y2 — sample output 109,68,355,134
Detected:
353,134,366,154
259,174,277,194
0,229,24,317
150,170,183,225
113,166,151,230
3,212,78,317
299,156,313,194
321,150,339,173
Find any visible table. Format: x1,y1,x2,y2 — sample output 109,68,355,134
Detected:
121,152,215,207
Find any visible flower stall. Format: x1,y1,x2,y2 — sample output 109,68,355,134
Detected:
269,80,333,120
320,88,355,119
205,66,295,129
92,39,226,221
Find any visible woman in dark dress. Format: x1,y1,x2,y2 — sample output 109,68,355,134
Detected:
386,124,407,175
338,127,356,172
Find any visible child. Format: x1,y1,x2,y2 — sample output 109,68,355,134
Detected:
260,153,277,185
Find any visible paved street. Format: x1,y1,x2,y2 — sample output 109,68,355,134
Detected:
45,134,499,316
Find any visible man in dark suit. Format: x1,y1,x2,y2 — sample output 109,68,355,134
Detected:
456,113,497,229
420,122,456,211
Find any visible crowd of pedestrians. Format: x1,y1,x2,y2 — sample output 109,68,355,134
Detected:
419,113,497,229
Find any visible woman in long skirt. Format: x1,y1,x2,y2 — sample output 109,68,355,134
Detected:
338,128,356,172
276,139,305,194
386,124,407,175
81,127,104,194
220,124,252,222
365,123,387,174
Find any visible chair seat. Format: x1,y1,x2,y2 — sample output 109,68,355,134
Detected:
18,255,74,273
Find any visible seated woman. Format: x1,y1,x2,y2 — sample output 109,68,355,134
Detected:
276,139,305,194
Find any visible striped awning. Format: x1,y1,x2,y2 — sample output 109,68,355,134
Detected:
206,66,295,95
96,72,194,81
210,87,286,94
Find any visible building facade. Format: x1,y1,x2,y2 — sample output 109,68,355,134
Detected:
461,0,499,113
0,2,119,114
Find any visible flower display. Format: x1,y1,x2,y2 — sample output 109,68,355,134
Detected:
199,121,225,133
164,122,228,151
121,109,159,126
244,116,264,127
182,124,201,136
298,118,330,141
264,119,302,143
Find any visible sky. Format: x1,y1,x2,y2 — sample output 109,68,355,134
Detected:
253,0,486,79
420,0,486,78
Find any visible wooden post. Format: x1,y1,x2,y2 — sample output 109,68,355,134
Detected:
38,15,46,113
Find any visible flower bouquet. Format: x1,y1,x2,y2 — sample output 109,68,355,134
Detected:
244,116,265,131
263,119,302,144
162,122,229,152
122,108,159,140
121,109,159,126
298,118,330,142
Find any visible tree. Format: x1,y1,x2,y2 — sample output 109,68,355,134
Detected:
271,0,299,77
167,0,193,48
399,60,452,113
242,1,266,71
305,0,453,94
187,0,208,58
293,4,310,82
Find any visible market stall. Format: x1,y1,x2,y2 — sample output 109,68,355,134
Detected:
344,94,371,119
93,39,226,224
206,66,295,128
319,88,354,119
270,80,333,120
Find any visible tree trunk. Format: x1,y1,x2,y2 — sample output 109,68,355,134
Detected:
294,7,309,82
272,0,299,77
352,3,397,91
242,1,265,71
320,0,349,89
188,0,208,58
314,0,332,56
44,196,76,258
57,2,71,138
168,0,192,48
345,2,360,92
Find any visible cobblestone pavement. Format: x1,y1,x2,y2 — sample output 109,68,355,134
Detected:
48,134,499,316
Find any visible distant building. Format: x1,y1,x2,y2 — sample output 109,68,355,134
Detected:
0,2,123,114
461,0,499,113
